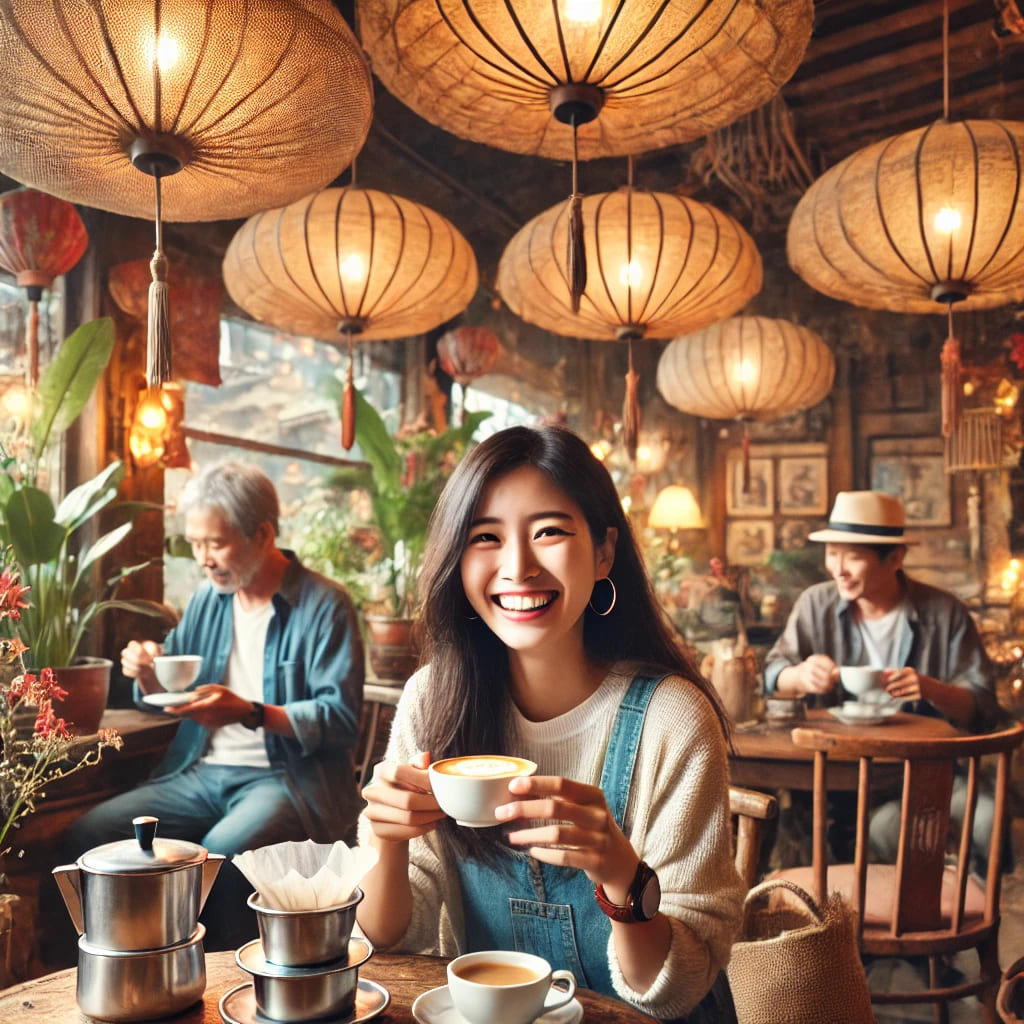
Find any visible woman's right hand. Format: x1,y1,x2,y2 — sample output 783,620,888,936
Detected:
361,751,446,843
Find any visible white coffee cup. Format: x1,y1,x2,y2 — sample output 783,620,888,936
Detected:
428,755,537,828
152,654,203,692
447,950,576,1024
838,665,884,701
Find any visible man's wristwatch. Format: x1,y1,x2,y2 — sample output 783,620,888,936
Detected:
241,701,265,731
594,861,661,923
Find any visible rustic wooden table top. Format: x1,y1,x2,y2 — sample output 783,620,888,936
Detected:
0,949,658,1024
728,707,959,791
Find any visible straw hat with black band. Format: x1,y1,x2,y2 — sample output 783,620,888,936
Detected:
807,491,919,546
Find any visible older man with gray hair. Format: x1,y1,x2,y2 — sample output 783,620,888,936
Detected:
66,459,364,948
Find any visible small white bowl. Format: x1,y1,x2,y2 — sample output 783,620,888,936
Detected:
153,655,203,692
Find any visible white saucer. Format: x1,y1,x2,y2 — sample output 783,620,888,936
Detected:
411,984,583,1024
828,703,900,727
219,979,390,1024
142,691,195,707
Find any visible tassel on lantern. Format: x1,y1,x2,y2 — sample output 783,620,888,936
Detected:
341,334,356,450
566,117,586,313
145,176,172,388
622,340,640,462
741,425,752,494
941,306,962,438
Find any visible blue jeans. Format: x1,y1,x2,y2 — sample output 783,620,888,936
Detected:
64,763,307,950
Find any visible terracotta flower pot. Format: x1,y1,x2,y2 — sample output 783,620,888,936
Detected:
363,615,419,685
49,658,112,736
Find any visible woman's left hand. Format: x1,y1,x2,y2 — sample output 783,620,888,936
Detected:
495,775,639,896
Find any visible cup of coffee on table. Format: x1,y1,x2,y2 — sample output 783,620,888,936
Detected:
428,755,537,827
838,665,884,702
152,654,203,692
447,950,576,1024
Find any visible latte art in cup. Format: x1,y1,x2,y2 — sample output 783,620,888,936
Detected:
431,755,534,778
428,755,537,828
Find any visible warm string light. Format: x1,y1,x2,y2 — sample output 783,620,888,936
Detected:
1002,558,1021,594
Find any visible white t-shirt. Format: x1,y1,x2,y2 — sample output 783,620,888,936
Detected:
202,594,273,768
857,603,907,669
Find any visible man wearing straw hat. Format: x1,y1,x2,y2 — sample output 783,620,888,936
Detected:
764,490,1004,864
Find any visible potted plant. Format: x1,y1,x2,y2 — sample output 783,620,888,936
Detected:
0,317,171,732
327,385,489,681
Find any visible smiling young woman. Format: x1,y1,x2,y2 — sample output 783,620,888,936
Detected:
356,424,743,1024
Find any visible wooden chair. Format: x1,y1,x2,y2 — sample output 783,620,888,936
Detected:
729,785,778,889
775,721,1024,1024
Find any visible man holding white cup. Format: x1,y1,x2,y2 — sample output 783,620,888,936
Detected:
764,490,1004,864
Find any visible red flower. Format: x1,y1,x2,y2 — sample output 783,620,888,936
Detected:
0,567,30,619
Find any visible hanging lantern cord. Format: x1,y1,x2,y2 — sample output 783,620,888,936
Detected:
942,0,950,121
567,113,586,313
741,423,752,494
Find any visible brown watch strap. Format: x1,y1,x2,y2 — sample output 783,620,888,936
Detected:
594,861,657,923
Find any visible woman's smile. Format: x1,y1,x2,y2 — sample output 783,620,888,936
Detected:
492,590,558,614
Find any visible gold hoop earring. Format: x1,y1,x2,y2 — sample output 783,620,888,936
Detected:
589,577,616,617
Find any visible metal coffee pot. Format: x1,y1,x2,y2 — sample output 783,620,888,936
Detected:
52,815,224,951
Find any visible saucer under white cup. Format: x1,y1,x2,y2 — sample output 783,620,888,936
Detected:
411,985,583,1024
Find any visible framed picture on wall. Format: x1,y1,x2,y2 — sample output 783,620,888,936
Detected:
726,455,774,516
778,456,828,515
726,519,775,565
869,437,950,527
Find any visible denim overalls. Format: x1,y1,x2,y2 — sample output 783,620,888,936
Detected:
456,675,735,1023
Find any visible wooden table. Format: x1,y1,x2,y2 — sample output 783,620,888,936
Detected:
0,949,658,1024
729,707,960,791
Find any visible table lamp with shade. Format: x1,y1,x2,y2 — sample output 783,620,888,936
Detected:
648,485,705,557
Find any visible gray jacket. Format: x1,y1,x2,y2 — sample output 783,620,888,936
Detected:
763,572,1002,732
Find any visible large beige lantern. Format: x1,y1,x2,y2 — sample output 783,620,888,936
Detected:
656,316,834,421
358,0,813,160
497,187,762,341
223,186,478,449
787,119,1024,314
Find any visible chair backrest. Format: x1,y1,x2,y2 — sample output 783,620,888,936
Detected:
728,785,778,889
790,721,1024,942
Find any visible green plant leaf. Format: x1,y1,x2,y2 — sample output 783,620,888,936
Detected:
4,486,66,565
31,317,116,457
352,388,404,483
54,460,124,530
75,522,134,576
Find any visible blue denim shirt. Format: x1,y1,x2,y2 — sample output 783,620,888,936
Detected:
763,572,1002,732
136,551,365,840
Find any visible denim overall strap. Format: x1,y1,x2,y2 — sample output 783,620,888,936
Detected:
457,674,663,997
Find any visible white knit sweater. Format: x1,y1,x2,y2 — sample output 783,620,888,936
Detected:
358,660,744,1020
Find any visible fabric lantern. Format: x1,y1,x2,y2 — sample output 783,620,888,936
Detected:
437,325,501,422
0,0,374,388
657,316,834,485
358,0,812,161
0,187,88,387
498,185,762,458
223,186,479,450
787,119,1024,315
360,0,807,312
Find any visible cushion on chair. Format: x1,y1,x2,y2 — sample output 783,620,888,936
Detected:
776,864,986,931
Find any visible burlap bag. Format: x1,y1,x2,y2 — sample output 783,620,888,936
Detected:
727,878,875,1024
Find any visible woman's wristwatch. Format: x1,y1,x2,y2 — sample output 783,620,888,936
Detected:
594,861,661,923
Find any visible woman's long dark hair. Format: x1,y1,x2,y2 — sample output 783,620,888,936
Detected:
416,424,729,859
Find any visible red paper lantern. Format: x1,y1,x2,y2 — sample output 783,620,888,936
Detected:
0,187,88,385
436,326,501,385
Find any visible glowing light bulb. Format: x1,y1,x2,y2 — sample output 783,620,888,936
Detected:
564,0,602,24
146,34,181,71
619,261,643,288
733,359,757,384
2,384,30,420
138,399,167,431
339,253,365,283
934,206,961,233
589,439,612,461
